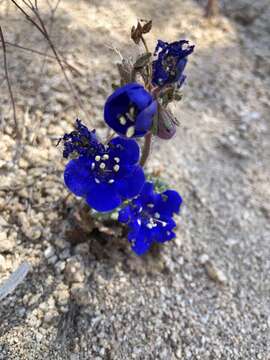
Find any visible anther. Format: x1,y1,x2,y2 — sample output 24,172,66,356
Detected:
154,212,160,219
108,179,114,184
102,154,109,160
146,223,153,229
126,126,135,138
99,162,106,170
129,106,135,118
113,164,120,172
114,157,120,163
119,116,127,125
95,155,101,161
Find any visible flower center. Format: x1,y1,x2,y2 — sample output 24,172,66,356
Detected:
91,153,121,184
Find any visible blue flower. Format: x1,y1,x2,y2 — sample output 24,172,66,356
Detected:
104,83,157,138
63,121,145,212
152,40,194,87
118,182,182,255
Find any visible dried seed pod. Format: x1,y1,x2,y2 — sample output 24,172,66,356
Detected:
155,104,178,139
141,20,152,34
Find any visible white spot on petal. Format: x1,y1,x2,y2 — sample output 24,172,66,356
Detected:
95,178,100,184
91,163,95,170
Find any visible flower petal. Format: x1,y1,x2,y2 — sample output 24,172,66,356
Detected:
135,100,157,135
64,157,95,197
130,228,152,256
118,206,131,223
109,137,140,165
116,166,145,199
155,190,182,216
86,183,121,212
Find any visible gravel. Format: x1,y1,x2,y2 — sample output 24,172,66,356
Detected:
0,0,269,359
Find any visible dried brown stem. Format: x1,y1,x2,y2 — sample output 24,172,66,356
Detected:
0,26,19,138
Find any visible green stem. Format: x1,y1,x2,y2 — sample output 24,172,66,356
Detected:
140,132,152,167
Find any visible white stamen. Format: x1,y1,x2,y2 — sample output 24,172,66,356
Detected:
95,178,100,184
129,106,135,118
102,154,109,160
99,162,106,170
113,164,120,172
114,157,120,163
126,126,135,138
147,203,154,208
91,163,95,170
154,212,160,219
95,155,101,161
119,116,127,125
108,179,114,184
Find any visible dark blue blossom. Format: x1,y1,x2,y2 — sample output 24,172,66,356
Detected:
63,121,145,212
152,40,194,88
104,83,157,138
118,182,182,255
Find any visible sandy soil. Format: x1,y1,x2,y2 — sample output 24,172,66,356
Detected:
0,0,269,359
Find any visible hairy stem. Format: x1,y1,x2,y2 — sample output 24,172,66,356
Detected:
140,132,152,167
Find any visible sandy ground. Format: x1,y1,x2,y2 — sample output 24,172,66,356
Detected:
0,0,269,359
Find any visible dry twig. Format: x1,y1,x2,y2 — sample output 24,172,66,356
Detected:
11,0,91,121
0,26,19,138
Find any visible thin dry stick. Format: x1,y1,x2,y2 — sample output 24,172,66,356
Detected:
4,41,81,75
0,26,19,138
11,0,91,121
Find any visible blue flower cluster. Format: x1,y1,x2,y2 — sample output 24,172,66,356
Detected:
152,40,194,88
118,182,182,255
61,36,193,255
63,120,145,212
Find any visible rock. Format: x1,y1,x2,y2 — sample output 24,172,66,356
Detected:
44,245,55,259
0,232,16,253
204,260,228,285
65,256,85,284
0,254,6,271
